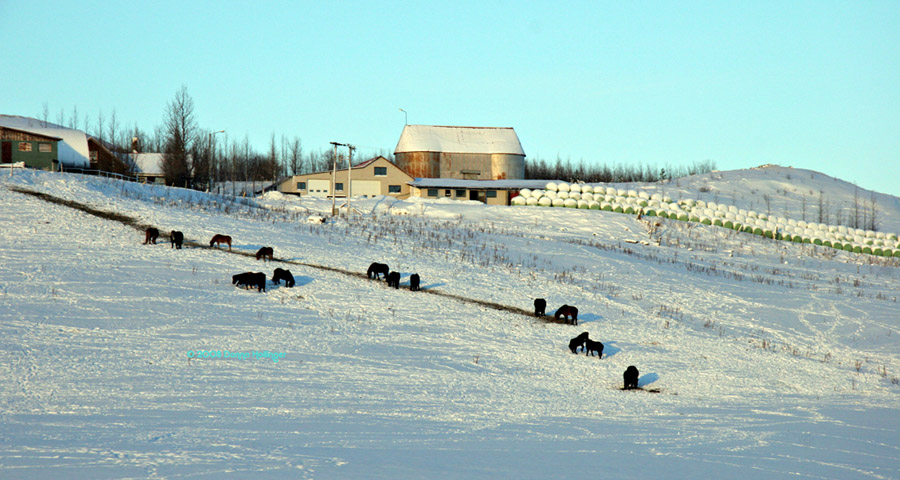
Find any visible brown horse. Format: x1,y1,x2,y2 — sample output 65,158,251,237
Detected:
143,227,159,245
210,234,232,251
256,246,274,261
554,305,579,325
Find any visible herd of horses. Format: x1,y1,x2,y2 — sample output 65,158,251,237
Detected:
366,263,420,291
144,227,642,390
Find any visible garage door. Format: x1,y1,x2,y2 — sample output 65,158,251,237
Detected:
308,179,330,197
351,180,381,198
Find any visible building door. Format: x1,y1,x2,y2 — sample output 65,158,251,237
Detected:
1,142,10,163
308,179,330,197
351,180,381,197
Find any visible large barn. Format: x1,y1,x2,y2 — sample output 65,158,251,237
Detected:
0,115,91,170
394,125,525,180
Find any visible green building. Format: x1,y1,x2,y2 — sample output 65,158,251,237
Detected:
1,126,62,171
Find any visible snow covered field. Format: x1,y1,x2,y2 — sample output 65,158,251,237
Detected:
1,167,899,479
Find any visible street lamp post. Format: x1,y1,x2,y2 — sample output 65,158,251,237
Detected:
399,108,407,125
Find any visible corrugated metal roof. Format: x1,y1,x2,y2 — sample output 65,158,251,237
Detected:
0,115,91,168
394,125,525,156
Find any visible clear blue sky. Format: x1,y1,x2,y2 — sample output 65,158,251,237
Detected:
2,1,898,195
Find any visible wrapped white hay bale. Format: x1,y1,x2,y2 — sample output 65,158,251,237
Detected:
601,202,612,211
724,211,736,220
627,189,638,197
551,198,565,207
564,198,578,208
876,231,886,240
662,195,673,203
531,189,544,198
703,208,715,217
689,213,701,222
707,201,717,210
624,205,635,214
557,182,571,193
728,205,738,214
747,210,758,219
581,192,595,202
581,184,594,194
700,216,712,225
569,192,582,201
683,198,696,207
644,207,657,216
519,188,532,198
638,191,650,200
714,218,724,227
589,201,601,210
545,190,559,200
558,191,570,200
545,182,558,192
797,220,808,229
866,230,877,239
613,203,625,213
577,199,590,209
696,200,706,208
837,225,848,234
538,196,552,207
738,208,748,217
650,193,663,201
526,196,539,206
511,196,528,206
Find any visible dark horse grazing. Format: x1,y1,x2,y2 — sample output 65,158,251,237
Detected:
143,227,159,245
387,271,400,289
256,246,274,261
569,332,590,354
232,271,266,292
623,366,639,390
584,339,604,358
210,234,232,251
409,273,420,291
170,230,184,249
272,268,295,288
367,262,389,280
554,305,579,325
534,298,547,317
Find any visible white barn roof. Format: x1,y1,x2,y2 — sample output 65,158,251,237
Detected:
394,125,525,156
0,115,91,168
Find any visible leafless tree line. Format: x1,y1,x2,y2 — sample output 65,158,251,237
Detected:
525,157,717,184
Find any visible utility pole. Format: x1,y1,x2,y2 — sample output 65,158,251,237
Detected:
346,145,355,215
329,141,347,216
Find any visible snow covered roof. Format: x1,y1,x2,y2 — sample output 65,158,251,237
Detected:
394,125,526,156
409,178,550,189
0,115,91,168
130,153,165,175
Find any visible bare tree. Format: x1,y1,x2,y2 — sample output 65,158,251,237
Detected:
40,102,50,127
851,185,861,229
866,192,878,231
68,105,79,130
161,85,199,187
107,110,120,151
288,136,303,175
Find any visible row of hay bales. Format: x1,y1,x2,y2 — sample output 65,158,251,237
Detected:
512,182,900,258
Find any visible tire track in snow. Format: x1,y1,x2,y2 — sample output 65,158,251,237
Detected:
9,186,574,326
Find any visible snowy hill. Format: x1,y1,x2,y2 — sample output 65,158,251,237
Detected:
1,168,899,479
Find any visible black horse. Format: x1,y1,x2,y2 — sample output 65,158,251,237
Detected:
584,339,604,358
272,268,295,288
409,273,420,291
367,262,389,280
534,298,546,317
568,332,590,354
554,305,579,325
143,227,159,245
232,271,266,292
624,366,639,390
170,230,184,249
387,271,401,289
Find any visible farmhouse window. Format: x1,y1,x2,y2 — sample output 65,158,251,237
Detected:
444,190,452,197
456,189,466,197
486,190,497,198
335,183,344,192
388,185,401,193
18,142,32,152
374,167,387,176
298,182,306,190
39,143,52,153
427,189,438,197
